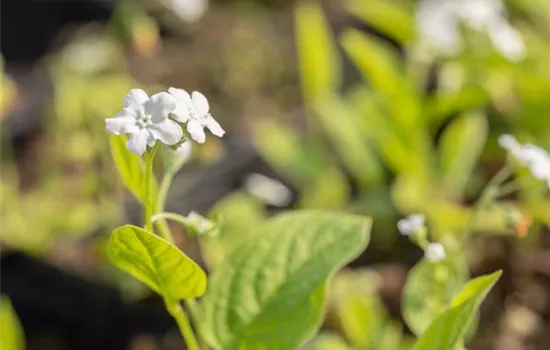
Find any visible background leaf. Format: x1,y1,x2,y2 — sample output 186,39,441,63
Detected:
412,270,502,350
198,210,371,350
438,112,488,199
295,0,341,101
107,225,207,301
0,297,25,350
307,333,352,350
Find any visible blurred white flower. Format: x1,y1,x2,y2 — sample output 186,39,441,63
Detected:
397,214,426,236
165,0,208,23
499,134,550,187
106,89,183,155
174,140,193,162
168,87,225,143
416,0,525,61
244,173,293,207
425,243,446,262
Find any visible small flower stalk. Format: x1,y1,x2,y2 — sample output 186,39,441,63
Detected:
398,214,446,263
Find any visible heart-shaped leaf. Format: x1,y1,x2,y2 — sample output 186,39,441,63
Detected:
198,210,371,350
107,225,206,301
412,270,502,350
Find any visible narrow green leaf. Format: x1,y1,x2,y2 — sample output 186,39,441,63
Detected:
403,257,469,336
198,210,371,350
107,225,207,301
110,135,145,201
313,96,385,188
412,270,502,350
341,29,420,126
0,297,25,350
345,0,414,43
438,112,488,199
295,0,340,101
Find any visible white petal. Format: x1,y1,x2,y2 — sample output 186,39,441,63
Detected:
204,115,225,137
489,21,525,61
168,87,193,105
147,132,157,147
126,129,150,155
174,141,193,162
171,104,192,123
192,91,210,116
187,119,206,143
124,89,149,110
145,92,178,123
425,243,446,262
105,114,138,135
148,119,183,145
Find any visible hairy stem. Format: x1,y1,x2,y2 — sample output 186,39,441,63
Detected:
167,301,201,350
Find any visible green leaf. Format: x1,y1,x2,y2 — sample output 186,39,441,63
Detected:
295,0,340,101
341,29,420,126
403,257,469,336
0,297,25,350
308,333,352,350
412,270,502,350
438,112,488,199
313,96,385,188
333,270,388,348
107,225,207,301
345,0,414,43
198,210,371,350
110,136,143,200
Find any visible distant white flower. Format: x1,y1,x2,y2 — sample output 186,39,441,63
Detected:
416,0,525,61
499,134,550,187
244,173,293,207
165,0,208,23
106,89,183,155
397,214,426,236
168,87,225,144
425,242,446,262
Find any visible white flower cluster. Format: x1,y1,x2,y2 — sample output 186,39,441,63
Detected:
398,214,446,262
417,0,525,61
397,214,426,236
499,135,550,188
106,88,224,155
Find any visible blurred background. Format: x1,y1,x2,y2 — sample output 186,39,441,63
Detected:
1,0,549,349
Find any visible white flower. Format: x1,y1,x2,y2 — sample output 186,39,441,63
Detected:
174,140,193,163
416,0,525,61
106,89,183,155
397,214,426,236
425,242,446,262
244,173,293,207
165,0,208,23
499,134,550,187
168,87,225,144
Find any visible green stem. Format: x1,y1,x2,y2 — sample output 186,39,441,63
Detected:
465,166,512,239
152,212,190,227
155,171,176,243
167,301,201,350
144,143,160,232
186,299,209,350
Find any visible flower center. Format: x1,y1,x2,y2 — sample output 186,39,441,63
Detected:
137,114,152,128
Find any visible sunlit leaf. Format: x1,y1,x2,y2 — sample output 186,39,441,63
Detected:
295,0,341,101
0,297,25,350
412,271,502,350
199,211,371,350
107,225,207,301
345,0,414,43
438,112,488,199
110,136,158,207
313,96,385,188
308,333,352,350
